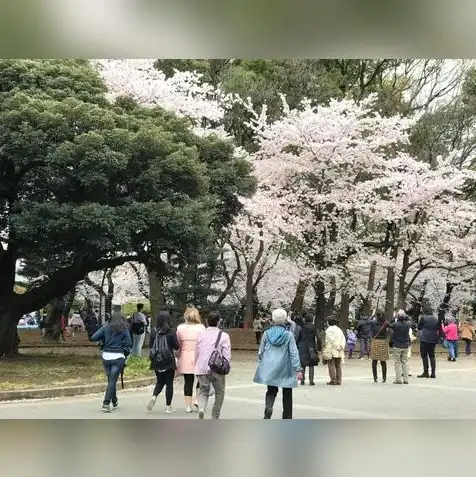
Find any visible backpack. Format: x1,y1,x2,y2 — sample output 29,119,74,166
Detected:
130,313,145,335
208,330,230,375
149,330,175,369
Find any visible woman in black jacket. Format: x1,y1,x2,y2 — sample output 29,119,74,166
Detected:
147,311,180,414
296,313,321,386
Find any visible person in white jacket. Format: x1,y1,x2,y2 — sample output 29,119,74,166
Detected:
322,318,346,385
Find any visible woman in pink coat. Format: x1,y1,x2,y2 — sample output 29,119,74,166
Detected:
177,307,205,412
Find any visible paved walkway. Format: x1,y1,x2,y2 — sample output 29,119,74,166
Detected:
1,356,475,419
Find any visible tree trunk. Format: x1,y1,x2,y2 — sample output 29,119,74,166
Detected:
63,288,76,319
147,263,165,325
362,261,377,316
0,310,21,358
397,249,411,309
411,279,428,321
43,298,64,343
340,291,350,330
105,269,114,318
384,247,398,321
245,266,255,326
325,277,337,317
438,282,454,325
314,280,327,329
291,279,309,313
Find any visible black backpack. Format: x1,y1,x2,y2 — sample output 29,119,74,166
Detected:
149,330,175,369
131,313,145,335
208,330,230,375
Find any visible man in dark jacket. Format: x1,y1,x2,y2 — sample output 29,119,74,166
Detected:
388,311,411,384
357,315,372,359
417,305,439,378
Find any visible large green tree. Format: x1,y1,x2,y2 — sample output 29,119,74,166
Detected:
0,59,252,356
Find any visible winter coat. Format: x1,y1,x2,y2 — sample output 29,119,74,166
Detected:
442,322,458,341
322,325,346,360
253,325,301,388
357,317,372,339
176,322,205,374
296,322,321,367
460,322,475,341
346,330,357,346
418,315,439,344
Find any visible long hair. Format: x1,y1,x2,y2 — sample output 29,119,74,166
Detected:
375,309,385,324
109,315,128,335
156,310,171,331
184,307,201,324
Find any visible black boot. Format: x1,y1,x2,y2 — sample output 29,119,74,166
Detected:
417,372,429,378
430,357,436,378
381,362,387,383
309,367,315,386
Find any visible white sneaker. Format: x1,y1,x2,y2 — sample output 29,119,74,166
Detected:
198,409,205,419
165,406,175,414
186,406,193,413
147,397,156,412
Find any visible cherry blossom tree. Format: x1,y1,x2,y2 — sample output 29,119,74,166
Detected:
93,59,236,138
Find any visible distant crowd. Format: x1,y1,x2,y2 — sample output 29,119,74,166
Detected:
88,301,473,418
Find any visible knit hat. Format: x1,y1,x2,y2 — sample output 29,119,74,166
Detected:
271,308,287,325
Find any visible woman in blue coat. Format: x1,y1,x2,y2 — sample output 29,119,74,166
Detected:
253,308,302,419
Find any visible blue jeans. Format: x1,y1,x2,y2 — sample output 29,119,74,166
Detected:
447,340,457,360
102,358,124,405
131,333,145,357
359,338,370,358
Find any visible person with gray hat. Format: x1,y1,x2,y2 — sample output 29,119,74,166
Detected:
253,308,302,419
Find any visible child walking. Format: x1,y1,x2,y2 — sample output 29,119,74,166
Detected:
346,328,357,359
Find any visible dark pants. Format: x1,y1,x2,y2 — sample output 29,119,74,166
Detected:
265,386,293,419
301,366,315,384
327,357,342,384
102,358,124,405
420,342,436,375
372,360,387,381
255,331,262,345
183,373,195,397
359,338,370,358
348,344,355,358
463,338,472,355
153,368,175,406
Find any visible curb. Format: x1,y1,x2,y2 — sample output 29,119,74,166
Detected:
0,377,156,402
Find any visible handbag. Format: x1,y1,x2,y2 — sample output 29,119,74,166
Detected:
370,322,387,352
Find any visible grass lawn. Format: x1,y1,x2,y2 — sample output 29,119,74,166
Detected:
0,348,256,391
0,348,153,391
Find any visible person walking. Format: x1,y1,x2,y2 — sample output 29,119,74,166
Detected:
130,303,148,357
369,310,389,383
90,314,132,413
389,310,411,384
441,316,459,362
459,318,475,356
417,305,439,378
295,313,321,386
346,327,357,359
147,311,180,414
356,315,372,359
176,307,205,413
253,315,265,345
322,318,346,385
195,311,231,419
254,308,302,419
